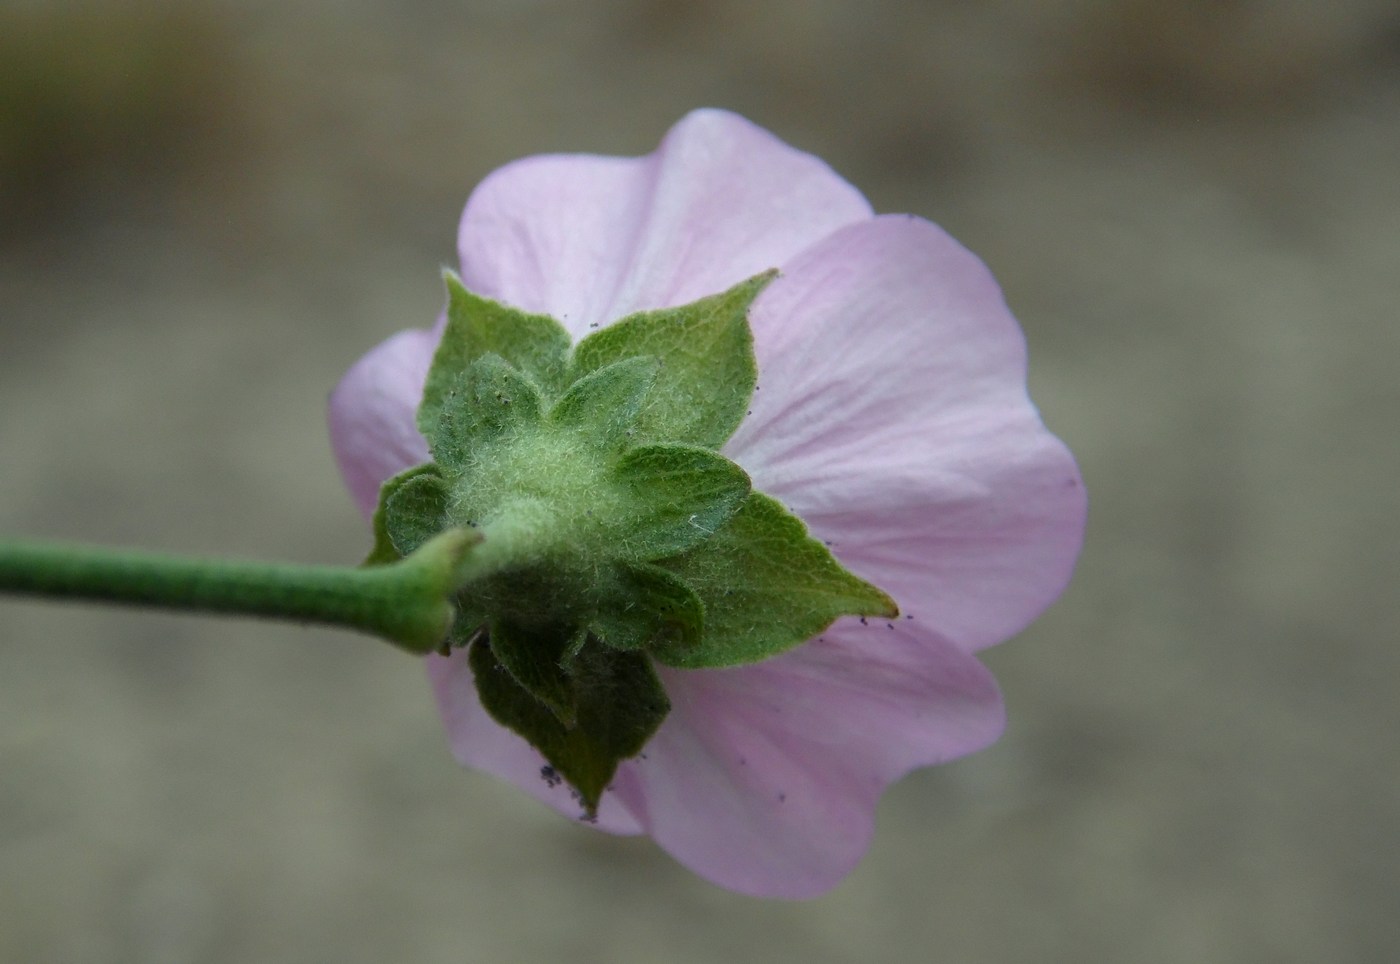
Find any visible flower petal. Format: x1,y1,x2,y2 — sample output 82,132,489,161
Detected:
327,326,438,517
457,108,873,339
607,621,1004,898
426,651,644,835
727,215,1086,652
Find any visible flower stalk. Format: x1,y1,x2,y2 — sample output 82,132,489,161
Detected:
0,528,481,655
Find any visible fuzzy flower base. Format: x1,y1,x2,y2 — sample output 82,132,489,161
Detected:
328,109,1085,898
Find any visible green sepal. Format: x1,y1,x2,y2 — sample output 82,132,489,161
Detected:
418,272,571,438
383,466,452,557
569,271,775,448
489,617,584,728
363,463,447,566
651,493,899,668
610,443,750,559
442,609,488,655
469,632,670,816
590,561,705,652
549,356,658,451
430,354,543,469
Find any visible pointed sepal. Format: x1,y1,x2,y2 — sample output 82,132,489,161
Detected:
569,271,774,448
469,632,670,816
651,493,899,668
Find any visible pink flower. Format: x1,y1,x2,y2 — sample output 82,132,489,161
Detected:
328,109,1085,898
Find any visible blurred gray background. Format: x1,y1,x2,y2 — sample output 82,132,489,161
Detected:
2,1,1397,961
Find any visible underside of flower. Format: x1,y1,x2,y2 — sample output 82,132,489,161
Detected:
329,108,1086,897
363,269,897,813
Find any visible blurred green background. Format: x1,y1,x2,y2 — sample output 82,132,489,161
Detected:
2,1,1397,961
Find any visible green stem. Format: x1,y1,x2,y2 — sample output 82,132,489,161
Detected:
0,529,481,655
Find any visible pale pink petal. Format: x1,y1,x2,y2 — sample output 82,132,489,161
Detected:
426,651,644,835
327,327,437,517
457,108,872,339
606,622,1004,898
727,215,1086,652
